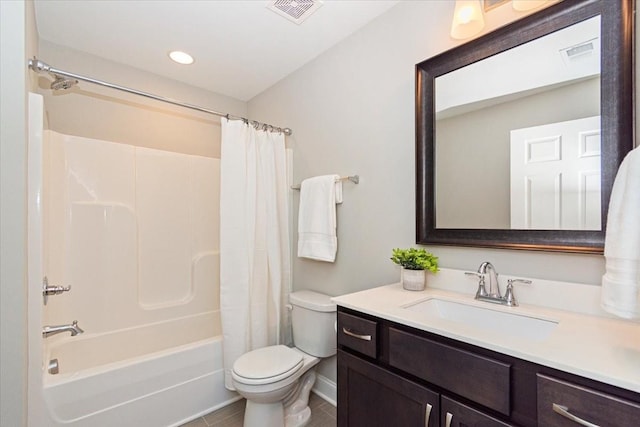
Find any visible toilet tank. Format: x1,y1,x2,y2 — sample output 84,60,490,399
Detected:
290,290,336,358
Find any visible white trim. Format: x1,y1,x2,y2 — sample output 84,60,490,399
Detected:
311,374,336,406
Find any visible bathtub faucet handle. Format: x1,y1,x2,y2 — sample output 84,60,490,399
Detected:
43,276,71,305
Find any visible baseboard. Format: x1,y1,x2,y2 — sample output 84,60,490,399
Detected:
312,374,336,406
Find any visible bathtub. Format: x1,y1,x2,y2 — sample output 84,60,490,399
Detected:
42,311,238,427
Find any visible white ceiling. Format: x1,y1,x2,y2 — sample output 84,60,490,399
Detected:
34,0,400,101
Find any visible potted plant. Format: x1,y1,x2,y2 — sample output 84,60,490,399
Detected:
390,248,439,291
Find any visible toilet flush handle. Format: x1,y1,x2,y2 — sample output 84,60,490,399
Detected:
285,304,293,311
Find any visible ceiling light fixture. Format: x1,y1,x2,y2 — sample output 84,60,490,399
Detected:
450,0,485,40
168,51,194,65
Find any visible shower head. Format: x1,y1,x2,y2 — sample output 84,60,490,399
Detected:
27,59,79,91
50,75,78,91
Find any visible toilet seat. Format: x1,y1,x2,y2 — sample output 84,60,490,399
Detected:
232,345,304,386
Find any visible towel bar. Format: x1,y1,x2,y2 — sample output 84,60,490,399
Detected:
291,175,359,190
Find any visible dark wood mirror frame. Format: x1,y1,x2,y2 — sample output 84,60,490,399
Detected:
416,0,634,254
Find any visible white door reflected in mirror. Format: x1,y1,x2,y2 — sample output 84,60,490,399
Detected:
510,116,601,230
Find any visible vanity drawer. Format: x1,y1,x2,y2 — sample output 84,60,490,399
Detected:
337,312,377,359
388,327,511,415
537,374,640,427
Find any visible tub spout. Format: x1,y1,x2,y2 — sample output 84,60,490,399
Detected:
43,320,84,338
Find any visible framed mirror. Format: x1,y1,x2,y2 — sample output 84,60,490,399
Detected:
416,0,634,253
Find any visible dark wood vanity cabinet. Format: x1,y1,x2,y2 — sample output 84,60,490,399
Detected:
337,307,640,427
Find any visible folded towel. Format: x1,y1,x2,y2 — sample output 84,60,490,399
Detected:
298,175,342,262
601,146,640,319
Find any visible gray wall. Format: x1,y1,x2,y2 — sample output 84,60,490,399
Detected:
248,1,607,300
436,78,600,228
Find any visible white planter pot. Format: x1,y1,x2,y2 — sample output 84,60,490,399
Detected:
401,268,426,291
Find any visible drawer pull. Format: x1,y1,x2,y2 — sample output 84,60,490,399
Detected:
445,411,453,427
552,404,600,427
424,403,432,426
342,327,372,341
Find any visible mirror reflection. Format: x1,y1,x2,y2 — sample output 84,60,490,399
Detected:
434,16,601,230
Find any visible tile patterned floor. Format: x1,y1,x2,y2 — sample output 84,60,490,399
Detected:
180,393,336,427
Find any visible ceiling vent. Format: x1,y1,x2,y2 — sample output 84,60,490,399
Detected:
559,38,598,65
266,0,323,25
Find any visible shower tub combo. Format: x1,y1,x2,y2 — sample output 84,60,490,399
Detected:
29,122,234,426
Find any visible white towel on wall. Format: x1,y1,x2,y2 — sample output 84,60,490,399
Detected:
297,175,342,262
601,146,640,319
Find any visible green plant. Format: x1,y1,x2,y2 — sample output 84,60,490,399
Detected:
390,248,439,273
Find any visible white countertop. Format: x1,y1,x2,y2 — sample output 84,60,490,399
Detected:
332,274,640,394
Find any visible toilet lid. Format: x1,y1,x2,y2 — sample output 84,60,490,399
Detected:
233,345,303,383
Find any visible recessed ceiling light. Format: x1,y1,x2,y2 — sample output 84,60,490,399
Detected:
168,51,194,65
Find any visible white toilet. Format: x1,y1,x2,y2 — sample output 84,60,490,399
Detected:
232,290,336,427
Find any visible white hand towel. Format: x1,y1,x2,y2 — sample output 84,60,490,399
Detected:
601,146,640,319
298,175,342,262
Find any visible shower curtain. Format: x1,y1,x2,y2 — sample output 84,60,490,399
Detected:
219,118,291,390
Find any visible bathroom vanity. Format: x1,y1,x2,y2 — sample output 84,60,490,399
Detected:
333,278,640,427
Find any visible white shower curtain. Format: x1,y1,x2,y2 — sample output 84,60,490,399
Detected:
219,118,291,390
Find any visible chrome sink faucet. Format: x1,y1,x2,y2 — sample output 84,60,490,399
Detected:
465,262,531,307
479,261,500,298
42,320,84,338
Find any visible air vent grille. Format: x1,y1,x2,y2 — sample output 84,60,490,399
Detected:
267,0,323,24
566,42,594,58
559,37,598,65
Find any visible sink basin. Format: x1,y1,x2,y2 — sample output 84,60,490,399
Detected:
403,298,558,341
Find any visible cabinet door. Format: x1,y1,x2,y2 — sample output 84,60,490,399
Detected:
441,396,514,427
338,349,439,427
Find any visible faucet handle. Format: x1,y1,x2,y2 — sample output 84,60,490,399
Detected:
504,279,532,307
465,272,489,298
507,278,532,287
42,276,71,305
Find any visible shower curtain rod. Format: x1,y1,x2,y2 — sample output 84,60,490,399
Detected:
28,58,293,136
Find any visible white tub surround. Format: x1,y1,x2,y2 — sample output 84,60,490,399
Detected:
45,311,220,374
29,128,225,426
332,268,640,394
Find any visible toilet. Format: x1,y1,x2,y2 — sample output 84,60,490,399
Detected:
232,290,336,427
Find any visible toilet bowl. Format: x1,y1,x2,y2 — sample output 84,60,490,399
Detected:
231,291,336,427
